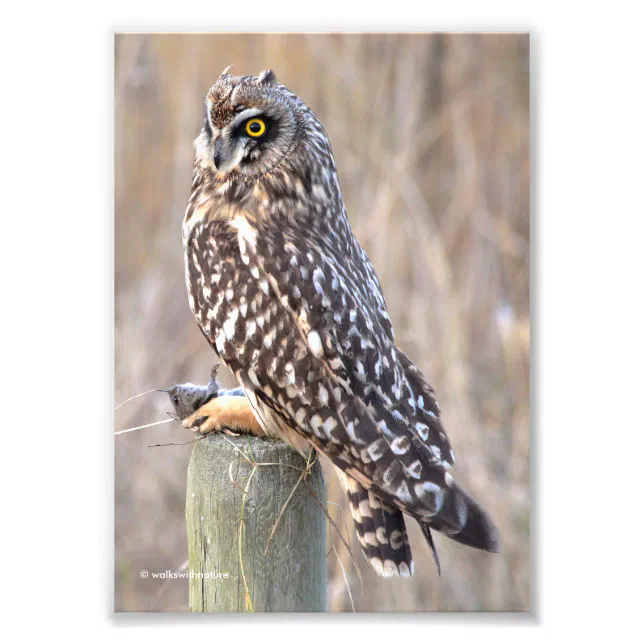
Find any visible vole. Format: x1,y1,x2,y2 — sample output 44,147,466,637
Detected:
163,364,263,437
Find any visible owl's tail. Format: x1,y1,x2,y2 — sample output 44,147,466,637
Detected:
420,481,501,558
335,467,414,577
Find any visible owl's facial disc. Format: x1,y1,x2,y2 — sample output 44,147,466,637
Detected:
197,78,298,179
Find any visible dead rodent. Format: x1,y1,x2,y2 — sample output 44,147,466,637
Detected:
163,364,244,421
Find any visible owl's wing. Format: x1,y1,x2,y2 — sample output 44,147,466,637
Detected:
231,218,463,523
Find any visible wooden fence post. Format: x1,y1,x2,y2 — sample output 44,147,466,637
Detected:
186,433,327,612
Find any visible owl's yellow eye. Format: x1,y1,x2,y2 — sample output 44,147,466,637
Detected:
245,118,266,138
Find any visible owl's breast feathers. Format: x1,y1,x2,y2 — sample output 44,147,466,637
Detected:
184,203,460,520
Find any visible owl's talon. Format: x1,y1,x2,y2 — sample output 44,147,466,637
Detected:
181,395,265,437
197,417,221,435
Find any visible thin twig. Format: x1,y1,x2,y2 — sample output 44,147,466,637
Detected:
148,435,208,448
264,450,319,554
114,389,159,411
221,435,254,461
114,418,176,435
228,459,251,496
324,500,363,586
237,466,256,613
306,483,362,581
332,543,356,612
264,466,308,555
220,435,311,473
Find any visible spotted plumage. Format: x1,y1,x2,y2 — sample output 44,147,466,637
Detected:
183,67,500,577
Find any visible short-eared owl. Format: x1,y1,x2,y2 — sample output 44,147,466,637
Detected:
183,67,500,577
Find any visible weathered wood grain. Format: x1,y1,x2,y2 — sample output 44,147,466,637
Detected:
186,433,327,612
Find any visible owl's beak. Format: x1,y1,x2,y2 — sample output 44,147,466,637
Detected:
213,136,225,170
213,134,246,174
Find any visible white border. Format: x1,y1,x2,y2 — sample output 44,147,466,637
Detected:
2,1,642,638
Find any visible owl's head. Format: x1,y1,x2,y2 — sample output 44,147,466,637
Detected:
194,67,329,182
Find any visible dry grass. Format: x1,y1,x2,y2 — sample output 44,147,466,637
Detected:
114,33,530,612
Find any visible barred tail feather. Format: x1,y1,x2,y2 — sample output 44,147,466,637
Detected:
335,468,414,578
422,481,501,554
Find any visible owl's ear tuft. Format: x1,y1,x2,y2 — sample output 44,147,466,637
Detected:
257,69,276,84
219,64,233,80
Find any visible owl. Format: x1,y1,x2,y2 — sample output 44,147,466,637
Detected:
183,66,500,578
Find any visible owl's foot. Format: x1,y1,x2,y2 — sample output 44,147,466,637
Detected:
182,395,265,437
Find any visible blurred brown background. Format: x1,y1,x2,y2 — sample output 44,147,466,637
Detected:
115,33,529,612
